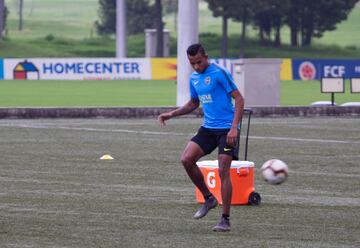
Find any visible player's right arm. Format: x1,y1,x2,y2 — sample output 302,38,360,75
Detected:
158,98,200,126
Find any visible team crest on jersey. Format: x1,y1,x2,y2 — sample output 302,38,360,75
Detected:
204,76,211,85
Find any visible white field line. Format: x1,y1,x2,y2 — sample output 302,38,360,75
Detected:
0,123,359,144
123,215,351,231
1,174,359,207
0,123,190,136
284,170,360,178
0,205,349,232
250,135,360,144
2,184,359,207
254,168,360,178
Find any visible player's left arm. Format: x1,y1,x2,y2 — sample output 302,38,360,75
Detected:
227,89,244,147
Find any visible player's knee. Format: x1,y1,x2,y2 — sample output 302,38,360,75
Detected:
180,154,195,169
218,166,230,180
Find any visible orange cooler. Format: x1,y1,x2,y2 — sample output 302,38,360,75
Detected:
195,160,260,205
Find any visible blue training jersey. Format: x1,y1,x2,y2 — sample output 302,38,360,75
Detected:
189,63,239,129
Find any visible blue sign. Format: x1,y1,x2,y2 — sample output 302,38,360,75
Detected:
0,59,3,79
293,59,360,80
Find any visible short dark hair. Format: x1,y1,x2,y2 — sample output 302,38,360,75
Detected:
186,43,206,56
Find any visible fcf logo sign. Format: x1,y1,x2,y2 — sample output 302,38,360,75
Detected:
324,65,346,77
206,171,216,189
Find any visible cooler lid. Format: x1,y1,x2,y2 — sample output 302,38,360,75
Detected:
196,160,254,168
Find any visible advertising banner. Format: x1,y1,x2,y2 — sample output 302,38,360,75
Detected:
151,58,177,80
280,59,292,80
3,58,152,80
293,59,360,80
5,57,359,81
0,59,3,79
150,58,246,81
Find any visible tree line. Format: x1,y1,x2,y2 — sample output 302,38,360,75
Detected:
96,0,176,36
95,0,358,57
0,0,358,57
206,0,358,57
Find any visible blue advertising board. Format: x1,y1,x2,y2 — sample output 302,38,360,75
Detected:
0,59,3,79
293,59,360,80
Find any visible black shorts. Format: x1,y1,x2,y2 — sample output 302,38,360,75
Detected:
191,126,240,160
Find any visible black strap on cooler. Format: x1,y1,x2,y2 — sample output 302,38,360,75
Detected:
238,108,252,161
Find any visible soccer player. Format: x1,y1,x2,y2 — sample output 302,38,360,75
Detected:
158,43,244,232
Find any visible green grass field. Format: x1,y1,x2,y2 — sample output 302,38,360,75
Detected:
281,80,360,106
0,117,359,247
198,34,360,58
0,37,116,58
0,80,176,107
0,80,359,107
6,0,99,40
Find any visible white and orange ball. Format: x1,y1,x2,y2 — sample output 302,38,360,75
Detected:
260,159,288,185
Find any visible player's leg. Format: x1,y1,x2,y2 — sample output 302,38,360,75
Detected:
180,141,209,196
217,132,237,215
181,141,218,219
212,154,232,231
183,127,219,219
213,132,237,231
218,154,232,215
182,127,218,198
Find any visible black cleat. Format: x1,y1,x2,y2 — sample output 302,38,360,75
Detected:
193,195,218,219
212,216,231,232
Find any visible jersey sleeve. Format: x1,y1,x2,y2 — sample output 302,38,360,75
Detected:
218,68,238,94
189,79,198,99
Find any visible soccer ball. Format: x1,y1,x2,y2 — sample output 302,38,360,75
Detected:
260,159,288,185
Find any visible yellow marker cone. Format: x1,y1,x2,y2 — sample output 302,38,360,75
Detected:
100,154,114,160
